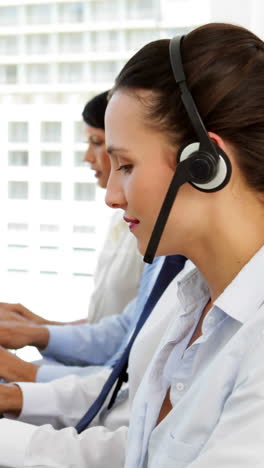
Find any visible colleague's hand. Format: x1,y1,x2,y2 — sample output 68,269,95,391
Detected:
0,302,79,326
0,306,28,323
0,383,23,415
0,347,39,382
0,302,48,325
0,321,49,350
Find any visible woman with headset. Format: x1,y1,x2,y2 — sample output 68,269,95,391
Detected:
0,22,263,468
105,22,264,467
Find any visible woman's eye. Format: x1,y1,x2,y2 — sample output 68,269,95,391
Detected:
117,164,133,174
85,139,104,146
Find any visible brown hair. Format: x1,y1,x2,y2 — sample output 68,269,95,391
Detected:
112,23,264,193
82,91,109,129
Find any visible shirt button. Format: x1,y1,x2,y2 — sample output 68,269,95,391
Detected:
176,382,185,392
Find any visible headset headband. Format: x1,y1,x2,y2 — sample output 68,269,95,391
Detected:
169,36,218,161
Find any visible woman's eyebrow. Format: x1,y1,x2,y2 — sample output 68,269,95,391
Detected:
106,145,130,155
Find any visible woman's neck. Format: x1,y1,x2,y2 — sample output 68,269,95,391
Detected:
189,218,264,303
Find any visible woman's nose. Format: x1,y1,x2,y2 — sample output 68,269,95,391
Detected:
83,146,95,164
105,173,127,210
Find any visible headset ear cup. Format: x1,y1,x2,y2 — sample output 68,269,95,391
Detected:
177,141,232,193
177,141,198,164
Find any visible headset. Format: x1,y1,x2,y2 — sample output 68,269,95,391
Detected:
143,35,232,264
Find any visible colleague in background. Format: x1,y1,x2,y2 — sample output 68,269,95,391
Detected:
0,91,143,327
0,91,144,383
0,256,190,467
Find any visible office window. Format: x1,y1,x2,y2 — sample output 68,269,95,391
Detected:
41,182,61,200
58,33,84,53
40,224,60,232
92,62,118,83
74,121,84,142
73,225,95,234
26,34,50,55
0,65,17,84
8,182,28,200
59,63,83,83
126,0,157,19
40,270,58,275
0,36,18,55
72,247,95,276
162,27,191,38
8,122,28,143
27,64,50,84
41,151,61,166
0,6,20,26
27,4,52,25
8,151,28,166
10,95,32,105
8,269,28,274
126,29,158,50
58,2,84,23
8,244,28,249
8,223,28,231
74,183,96,201
7,244,29,273
89,31,119,53
41,122,61,143
90,0,116,21
74,151,85,166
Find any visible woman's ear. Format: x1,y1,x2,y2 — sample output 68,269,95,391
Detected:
208,131,230,156
208,131,237,167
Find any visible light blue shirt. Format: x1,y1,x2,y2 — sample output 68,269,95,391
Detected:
37,257,164,382
125,246,264,468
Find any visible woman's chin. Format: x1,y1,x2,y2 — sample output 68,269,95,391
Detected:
139,242,181,260
137,241,162,259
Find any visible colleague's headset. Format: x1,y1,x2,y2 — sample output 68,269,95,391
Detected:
143,35,232,264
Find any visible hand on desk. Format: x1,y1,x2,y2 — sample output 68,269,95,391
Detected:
0,321,49,351
0,346,39,382
0,383,22,415
0,302,52,325
0,302,87,326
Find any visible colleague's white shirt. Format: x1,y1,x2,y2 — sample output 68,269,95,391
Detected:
17,259,165,426
125,246,264,468
0,261,192,467
88,209,144,323
37,258,163,381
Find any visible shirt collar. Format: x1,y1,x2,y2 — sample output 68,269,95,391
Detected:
176,263,209,316
214,245,264,324
176,246,264,325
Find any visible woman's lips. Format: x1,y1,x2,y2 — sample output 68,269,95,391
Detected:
124,216,140,232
